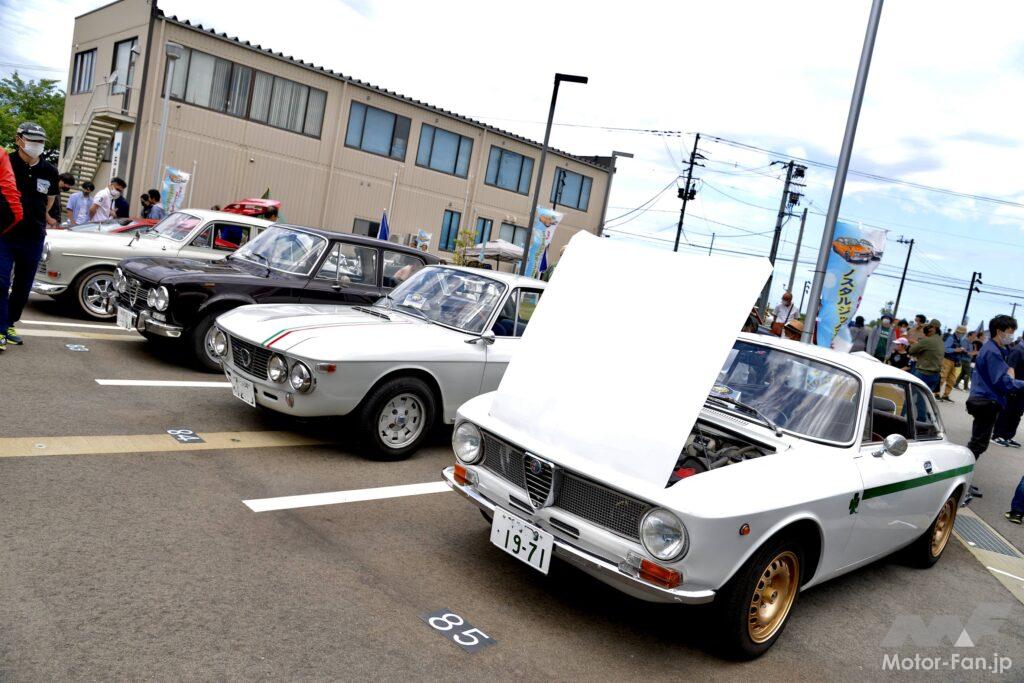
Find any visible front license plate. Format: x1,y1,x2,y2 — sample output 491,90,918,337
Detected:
116,306,136,330
490,508,554,574
230,375,256,407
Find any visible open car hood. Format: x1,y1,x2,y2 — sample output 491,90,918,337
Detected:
489,232,772,488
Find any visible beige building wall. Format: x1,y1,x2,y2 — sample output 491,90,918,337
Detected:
64,0,611,267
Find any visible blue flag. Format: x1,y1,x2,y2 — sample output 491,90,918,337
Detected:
377,211,390,241
539,247,548,275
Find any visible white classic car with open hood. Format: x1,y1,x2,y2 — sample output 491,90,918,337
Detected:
212,265,545,458
32,210,270,320
442,233,974,659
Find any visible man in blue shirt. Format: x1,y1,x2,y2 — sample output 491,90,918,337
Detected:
993,340,1024,448
938,325,968,401
966,315,1024,466
147,189,165,220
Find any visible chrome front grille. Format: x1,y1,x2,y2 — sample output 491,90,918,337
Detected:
478,432,649,541
117,278,152,312
229,335,271,380
523,454,555,508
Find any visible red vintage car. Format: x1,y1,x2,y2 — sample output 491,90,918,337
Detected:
222,198,281,220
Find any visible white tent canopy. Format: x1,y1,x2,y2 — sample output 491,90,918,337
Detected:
470,239,524,262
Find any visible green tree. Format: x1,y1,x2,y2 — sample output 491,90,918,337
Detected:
452,222,480,266
0,73,65,151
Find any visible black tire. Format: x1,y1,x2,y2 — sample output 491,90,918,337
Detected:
357,375,436,460
189,312,226,373
905,492,959,568
72,267,117,320
715,535,804,660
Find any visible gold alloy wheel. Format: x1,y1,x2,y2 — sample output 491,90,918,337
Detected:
748,550,800,644
930,497,956,558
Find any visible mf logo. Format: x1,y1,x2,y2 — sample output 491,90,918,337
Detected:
882,603,1012,648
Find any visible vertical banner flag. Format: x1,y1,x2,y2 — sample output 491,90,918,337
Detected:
524,207,563,278
817,220,887,351
412,229,432,253
378,211,390,241
108,131,123,181
160,167,191,213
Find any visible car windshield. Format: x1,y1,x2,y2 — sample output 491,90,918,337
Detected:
713,340,862,443
232,226,327,275
378,266,506,333
147,212,201,241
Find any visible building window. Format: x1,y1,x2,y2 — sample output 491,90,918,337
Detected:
70,49,96,95
439,210,461,251
416,124,473,178
485,146,534,195
353,218,381,237
498,222,529,250
551,168,593,211
475,217,492,245
63,136,73,156
111,37,138,95
345,101,410,161
166,46,326,137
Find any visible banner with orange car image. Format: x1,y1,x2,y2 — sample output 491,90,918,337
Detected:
817,220,887,351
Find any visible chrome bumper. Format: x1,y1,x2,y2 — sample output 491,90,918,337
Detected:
441,467,715,605
131,308,183,338
31,281,67,296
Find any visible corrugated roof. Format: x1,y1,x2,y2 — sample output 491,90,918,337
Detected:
158,11,611,173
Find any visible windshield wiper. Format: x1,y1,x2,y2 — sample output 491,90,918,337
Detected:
705,395,782,436
353,306,390,321
394,303,431,322
247,252,271,276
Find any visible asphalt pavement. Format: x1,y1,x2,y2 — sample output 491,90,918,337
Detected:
1,295,1022,681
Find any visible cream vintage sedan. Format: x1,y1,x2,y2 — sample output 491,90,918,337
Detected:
212,265,545,458
442,233,975,659
33,210,270,320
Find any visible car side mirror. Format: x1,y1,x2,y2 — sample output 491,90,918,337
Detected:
466,330,496,345
874,434,908,458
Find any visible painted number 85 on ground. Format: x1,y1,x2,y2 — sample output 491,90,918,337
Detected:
420,609,496,653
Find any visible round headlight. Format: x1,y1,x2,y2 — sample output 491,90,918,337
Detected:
640,508,688,561
41,242,51,263
288,361,313,393
114,269,126,293
211,329,227,357
268,354,288,383
152,285,169,311
452,422,483,464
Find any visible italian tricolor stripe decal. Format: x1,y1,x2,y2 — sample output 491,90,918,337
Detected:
863,464,974,500
260,321,382,347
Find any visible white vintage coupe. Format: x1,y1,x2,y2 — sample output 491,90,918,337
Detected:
442,233,975,659
212,265,546,458
32,210,270,319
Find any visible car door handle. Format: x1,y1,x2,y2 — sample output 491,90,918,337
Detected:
923,460,933,474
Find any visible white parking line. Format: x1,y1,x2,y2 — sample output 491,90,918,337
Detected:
95,379,231,387
21,319,123,330
244,481,451,512
988,567,1024,584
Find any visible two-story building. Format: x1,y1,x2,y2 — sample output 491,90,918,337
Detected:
59,0,619,264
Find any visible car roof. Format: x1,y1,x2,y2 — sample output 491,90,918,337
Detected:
431,264,547,288
267,223,443,261
736,331,927,385
177,209,273,227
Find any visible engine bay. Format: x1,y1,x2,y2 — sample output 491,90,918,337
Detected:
667,420,776,486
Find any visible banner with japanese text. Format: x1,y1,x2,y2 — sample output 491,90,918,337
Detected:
523,207,563,278
817,220,887,351
160,167,191,213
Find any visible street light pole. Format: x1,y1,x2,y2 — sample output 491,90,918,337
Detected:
803,0,884,343
519,73,588,276
596,150,633,238
153,42,184,189
786,206,808,296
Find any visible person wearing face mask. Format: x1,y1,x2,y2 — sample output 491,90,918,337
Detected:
89,177,126,222
66,181,94,226
1,122,59,351
48,173,75,225
965,315,1024,499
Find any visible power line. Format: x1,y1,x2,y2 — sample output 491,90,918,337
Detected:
603,176,680,226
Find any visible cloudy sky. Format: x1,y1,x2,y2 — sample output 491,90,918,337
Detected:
3,0,1023,330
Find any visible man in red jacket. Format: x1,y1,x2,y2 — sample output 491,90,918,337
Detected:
0,148,22,233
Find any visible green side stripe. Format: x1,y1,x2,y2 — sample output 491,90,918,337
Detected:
863,464,974,500
262,328,287,345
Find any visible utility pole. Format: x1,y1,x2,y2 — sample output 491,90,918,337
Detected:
799,280,810,317
786,207,808,295
892,236,914,318
757,161,806,316
708,232,715,255
1012,302,1019,319
803,0,884,343
962,271,982,326
673,133,702,252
